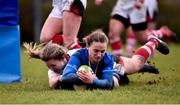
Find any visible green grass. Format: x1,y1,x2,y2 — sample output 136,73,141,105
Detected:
0,44,180,104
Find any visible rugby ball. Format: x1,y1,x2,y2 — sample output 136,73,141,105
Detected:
78,65,92,73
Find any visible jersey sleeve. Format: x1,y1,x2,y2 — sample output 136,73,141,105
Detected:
61,54,83,85
91,56,114,89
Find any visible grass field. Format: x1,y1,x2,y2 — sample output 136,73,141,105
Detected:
0,44,180,104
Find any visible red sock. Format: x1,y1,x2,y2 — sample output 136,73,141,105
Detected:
134,40,157,61
126,33,137,56
52,34,63,45
110,40,123,56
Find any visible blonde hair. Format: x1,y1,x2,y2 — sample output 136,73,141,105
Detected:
23,42,68,61
83,29,109,47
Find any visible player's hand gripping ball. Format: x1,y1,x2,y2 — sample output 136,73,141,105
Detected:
78,65,97,79
74,65,94,90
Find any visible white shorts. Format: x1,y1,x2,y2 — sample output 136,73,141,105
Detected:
145,0,158,20
111,0,147,24
113,62,126,76
49,0,87,19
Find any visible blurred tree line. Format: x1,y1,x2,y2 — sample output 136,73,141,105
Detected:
19,0,180,43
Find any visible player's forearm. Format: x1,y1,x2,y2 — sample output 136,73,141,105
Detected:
61,73,82,85
92,78,113,89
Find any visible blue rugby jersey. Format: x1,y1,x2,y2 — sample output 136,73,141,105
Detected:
61,48,114,89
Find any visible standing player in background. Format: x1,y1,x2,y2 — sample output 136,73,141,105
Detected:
107,0,148,56
126,0,177,56
126,0,158,56
40,0,87,50
95,0,176,57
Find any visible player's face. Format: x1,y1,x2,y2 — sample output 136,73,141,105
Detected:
45,58,67,73
88,42,107,64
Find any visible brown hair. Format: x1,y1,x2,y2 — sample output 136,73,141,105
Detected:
83,29,109,47
41,43,68,61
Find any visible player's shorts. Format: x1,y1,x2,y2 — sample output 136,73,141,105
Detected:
113,55,130,85
49,0,87,18
113,54,126,82
113,63,130,85
111,0,147,31
113,63,124,79
145,0,158,22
